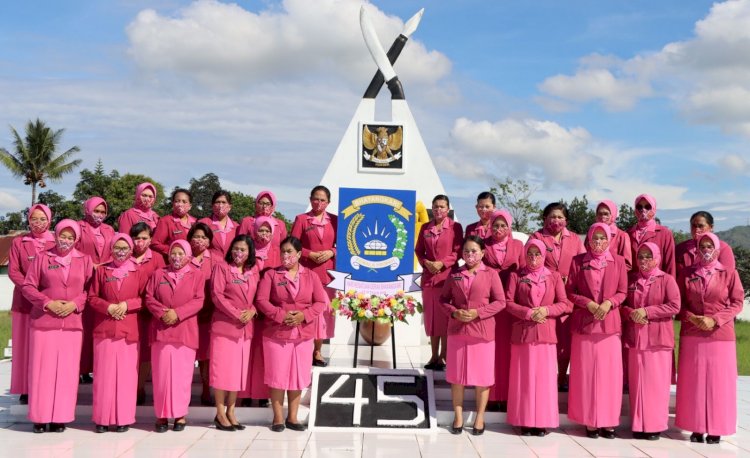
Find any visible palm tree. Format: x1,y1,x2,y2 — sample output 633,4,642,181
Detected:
0,118,82,206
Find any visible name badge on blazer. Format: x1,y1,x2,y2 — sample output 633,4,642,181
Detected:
582,266,594,271
48,264,60,270
213,228,222,233
305,226,317,233
628,286,637,291
172,229,183,235
424,232,434,238
520,278,531,284
106,276,120,283
277,281,288,286
232,279,244,284
688,277,701,283
159,280,170,285
27,255,36,261
546,247,553,252
452,275,463,281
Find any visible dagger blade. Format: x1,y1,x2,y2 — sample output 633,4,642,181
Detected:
359,6,397,83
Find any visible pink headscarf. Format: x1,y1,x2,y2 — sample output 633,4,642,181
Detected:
634,193,657,232
134,182,156,209
585,222,613,268
108,233,136,288
491,210,513,241
25,203,55,249
253,216,275,260
695,232,722,292
596,200,618,234
636,242,662,279
55,218,81,242
523,239,550,307
255,190,276,217
84,197,108,224
167,239,192,284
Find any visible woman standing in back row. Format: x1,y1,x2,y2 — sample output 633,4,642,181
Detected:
627,194,675,276
118,182,160,236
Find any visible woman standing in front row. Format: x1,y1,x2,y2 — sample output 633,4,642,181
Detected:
415,195,463,370
188,222,216,405
566,223,627,439
255,236,328,432
88,233,143,433
210,235,259,431
22,219,94,433
505,239,568,437
621,242,680,441
439,236,505,436
676,232,743,444
291,185,337,367
146,240,205,432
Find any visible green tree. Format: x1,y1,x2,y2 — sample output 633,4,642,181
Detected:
188,173,222,218
229,191,255,221
0,211,26,234
733,245,750,298
0,119,82,205
38,190,82,224
673,230,691,246
73,159,119,202
107,174,165,230
490,177,542,233
616,203,637,231
560,195,596,234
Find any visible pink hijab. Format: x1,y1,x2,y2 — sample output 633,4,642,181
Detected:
167,239,192,285
253,216,275,260
108,233,136,287
54,218,81,243
636,242,662,278
132,182,159,223
634,193,657,234
522,239,550,307
255,190,277,217
83,197,108,225
696,232,722,273
491,210,513,240
585,222,613,268
25,203,55,249
596,200,618,234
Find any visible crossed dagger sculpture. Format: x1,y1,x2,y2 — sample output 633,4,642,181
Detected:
360,6,424,100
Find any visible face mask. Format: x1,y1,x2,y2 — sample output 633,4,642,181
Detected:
432,208,448,220
140,195,154,210
213,203,230,218
526,254,544,270
232,250,248,265
133,239,149,253
282,253,299,269
88,214,105,226
477,208,493,220
112,249,131,263
170,254,187,270
692,228,707,241
57,239,75,253
256,232,272,244
637,208,655,223
29,220,48,234
257,204,273,217
173,202,190,217
463,252,481,268
638,257,658,273
311,201,328,214
492,226,509,240
191,238,209,253
546,219,566,233
589,238,609,255
700,248,717,263
596,214,611,224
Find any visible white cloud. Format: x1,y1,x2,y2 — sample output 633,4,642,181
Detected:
0,189,26,215
719,153,750,174
126,0,451,90
538,67,652,111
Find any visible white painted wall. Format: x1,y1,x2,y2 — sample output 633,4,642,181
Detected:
0,274,14,311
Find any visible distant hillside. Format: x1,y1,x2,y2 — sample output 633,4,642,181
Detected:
716,225,750,249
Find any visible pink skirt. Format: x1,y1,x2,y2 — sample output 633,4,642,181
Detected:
28,328,82,424
315,306,336,340
92,337,139,426
675,336,737,436
422,286,448,337
446,334,495,387
197,322,211,361
241,320,270,399
151,342,196,419
263,336,313,391
489,310,512,401
10,311,30,394
568,333,623,428
209,334,251,392
628,348,671,433
507,343,559,428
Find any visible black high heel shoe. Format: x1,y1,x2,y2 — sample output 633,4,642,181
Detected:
32,423,46,434
690,432,705,443
586,428,599,438
706,435,721,444
214,416,235,432
471,425,485,436
599,428,616,439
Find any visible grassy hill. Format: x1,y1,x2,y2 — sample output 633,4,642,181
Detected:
716,225,750,250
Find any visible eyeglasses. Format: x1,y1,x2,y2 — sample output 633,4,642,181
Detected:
257,201,273,207
635,204,652,211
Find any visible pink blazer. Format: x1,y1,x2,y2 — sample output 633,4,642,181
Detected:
415,218,463,288
675,239,735,273
465,220,491,238
88,265,144,342
482,237,524,287
290,212,337,286
438,265,506,341
151,215,196,258
238,216,288,268
210,261,259,339
627,224,675,276
621,271,680,349
22,249,94,331
192,253,216,325
198,216,238,259
505,270,569,344
145,266,205,350
678,265,744,341
117,208,159,236
530,230,586,281
255,267,328,340
8,235,56,313
585,228,632,271
566,253,627,335
76,221,115,265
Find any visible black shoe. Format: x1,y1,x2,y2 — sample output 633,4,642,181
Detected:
534,428,548,437
599,428,616,439
231,422,246,431
155,421,169,433
50,423,66,433
258,399,270,408
312,357,328,367
32,423,45,434
115,425,129,433
644,432,660,441
284,420,306,431
690,432,705,443
450,424,463,435
586,428,599,439
271,423,285,432
95,424,108,433
706,435,720,444
80,374,93,384
471,425,485,436
521,427,534,436
424,361,438,370
633,431,644,439
19,394,28,405
214,416,235,432
433,362,446,371
173,421,186,432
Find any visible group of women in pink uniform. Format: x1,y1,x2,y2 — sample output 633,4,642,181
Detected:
419,192,743,443
8,183,336,434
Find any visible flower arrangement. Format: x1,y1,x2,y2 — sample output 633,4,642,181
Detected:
331,290,423,324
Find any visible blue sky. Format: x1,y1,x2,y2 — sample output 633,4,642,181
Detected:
2,0,749,232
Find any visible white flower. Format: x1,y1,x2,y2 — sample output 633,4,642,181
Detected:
385,308,392,316
365,310,374,319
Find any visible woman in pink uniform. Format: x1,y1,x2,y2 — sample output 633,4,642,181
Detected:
210,235,259,431
130,222,166,405
88,233,143,433
622,242,680,441
590,200,632,270
627,194,675,276
566,223,627,438
255,236,328,432
483,210,523,412
290,185,337,367
77,196,116,384
198,190,237,259
118,182,160,236
22,219,94,433
676,232,743,444
675,211,735,272
439,236,505,435
151,188,196,259
505,239,568,437
8,204,55,405
531,202,586,391
237,190,288,268
146,239,205,432
464,191,496,238
187,222,216,405
415,194,463,370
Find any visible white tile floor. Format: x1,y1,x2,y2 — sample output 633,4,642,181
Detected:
1,344,749,457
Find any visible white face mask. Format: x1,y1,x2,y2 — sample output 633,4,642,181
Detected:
57,239,75,253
